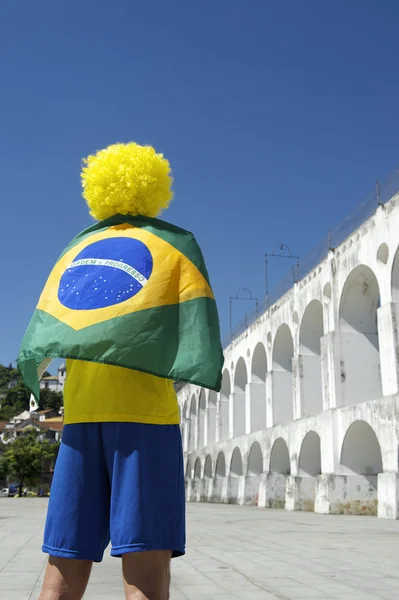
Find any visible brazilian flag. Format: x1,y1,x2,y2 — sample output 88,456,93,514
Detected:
18,215,224,401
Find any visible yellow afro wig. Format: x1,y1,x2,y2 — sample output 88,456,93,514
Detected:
81,142,173,221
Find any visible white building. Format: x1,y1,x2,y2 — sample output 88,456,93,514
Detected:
178,188,399,519
40,364,66,392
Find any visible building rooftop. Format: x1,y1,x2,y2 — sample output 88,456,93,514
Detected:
37,418,63,432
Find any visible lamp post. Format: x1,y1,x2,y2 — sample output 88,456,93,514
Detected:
229,288,259,339
264,244,299,307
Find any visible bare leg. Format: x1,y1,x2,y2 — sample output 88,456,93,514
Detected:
39,556,93,600
122,551,171,600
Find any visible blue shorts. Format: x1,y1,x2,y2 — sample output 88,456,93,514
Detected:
43,422,185,562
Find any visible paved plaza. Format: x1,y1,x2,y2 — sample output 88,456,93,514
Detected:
1,500,399,599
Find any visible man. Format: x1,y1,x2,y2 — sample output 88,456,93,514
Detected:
18,142,223,599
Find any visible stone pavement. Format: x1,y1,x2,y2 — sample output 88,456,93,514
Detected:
1,499,399,599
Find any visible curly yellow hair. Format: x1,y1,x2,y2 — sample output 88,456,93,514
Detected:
81,142,173,221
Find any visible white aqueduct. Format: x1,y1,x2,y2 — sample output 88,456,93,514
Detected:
178,191,399,519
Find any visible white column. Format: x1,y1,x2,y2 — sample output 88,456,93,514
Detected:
266,372,273,428
378,303,399,396
245,384,251,434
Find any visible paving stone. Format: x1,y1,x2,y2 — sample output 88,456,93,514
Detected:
2,499,399,599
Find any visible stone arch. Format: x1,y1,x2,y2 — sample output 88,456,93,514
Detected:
219,369,231,442
270,438,291,474
194,457,202,479
198,389,206,449
230,447,243,476
244,441,264,505
247,441,263,475
188,395,197,451
340,420,382,515
229,448,243,504
233,358,247,437
339,265,381,405
272,325,294,425
268,438,290,509
202,454,213,502
250,343,267,432
252,342,267,382
340,421,383,477
204,455,213,478
299,431,321,476
185,458,192,479
392,245,399,300
215,452,226,477
207,391,217,446
299,301,324,418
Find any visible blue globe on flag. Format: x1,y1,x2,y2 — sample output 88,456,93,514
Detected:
58,237,153,310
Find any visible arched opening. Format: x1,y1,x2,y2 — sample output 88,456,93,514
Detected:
247,441,263,475
207,391,217,446
270,439,291,474
341,421,382,477
198,389,206,449
204,455,213,478
219,369,231,442
216,452,226,478
392,246,399,300
377,243,389,265
272,325,294,425
194,458,202,479
233,358,247,437
297,431,321,511
230,447,243,476
340,421,383,515
188,395,197,451
299,432,321,477
268,438,290,509
212,452,226,503
229,448,243,504
244,441,263,505
202,454,213,502
339,266,381,405
250,343,267,432
299,301,324,417
185,459,192,480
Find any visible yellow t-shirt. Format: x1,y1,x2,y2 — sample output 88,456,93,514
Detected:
63,359,179,425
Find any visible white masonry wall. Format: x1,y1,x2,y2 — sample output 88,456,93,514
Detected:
178,193,399,519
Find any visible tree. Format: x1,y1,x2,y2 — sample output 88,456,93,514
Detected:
0,428,59,496
39,389,63,412
0,364,19,389
2,382,30,411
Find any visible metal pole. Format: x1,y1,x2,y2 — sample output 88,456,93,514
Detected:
376,181,381,206
265,255,269,306
229,297,232,339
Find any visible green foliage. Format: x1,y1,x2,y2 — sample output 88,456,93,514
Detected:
0,429,59,495
0,362,63,420
1,381,30,409
0,363,19,389
39,389,63,412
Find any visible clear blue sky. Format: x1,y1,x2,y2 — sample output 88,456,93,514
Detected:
1,0,399,367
